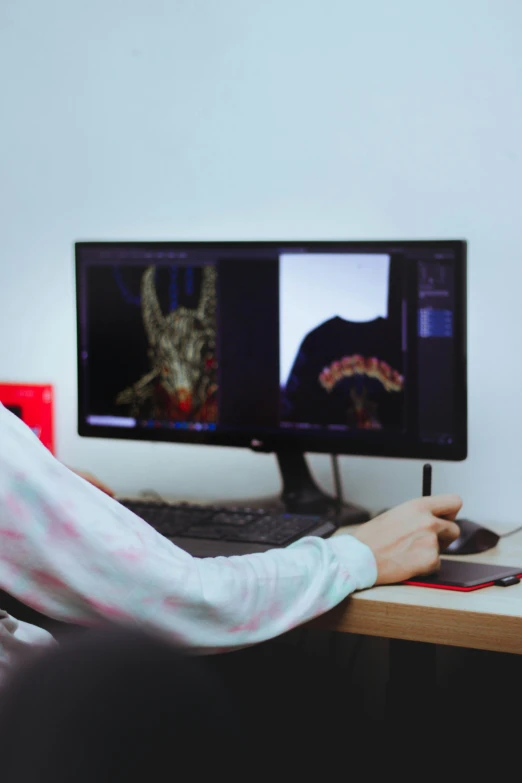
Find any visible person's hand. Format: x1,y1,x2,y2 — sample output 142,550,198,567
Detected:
352,495,462,585
69,468,115,497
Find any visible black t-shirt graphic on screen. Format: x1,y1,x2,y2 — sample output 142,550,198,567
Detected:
281,317,405,430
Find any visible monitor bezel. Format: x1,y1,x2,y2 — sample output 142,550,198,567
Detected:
75,239,467,461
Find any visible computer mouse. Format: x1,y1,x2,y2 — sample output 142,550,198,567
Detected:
443,518,500,556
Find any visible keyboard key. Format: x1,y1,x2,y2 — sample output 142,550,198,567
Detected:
212,512,262,526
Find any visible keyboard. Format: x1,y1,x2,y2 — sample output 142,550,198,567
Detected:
120,499,336,554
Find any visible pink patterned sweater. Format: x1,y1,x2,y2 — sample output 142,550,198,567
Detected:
0,403,376,676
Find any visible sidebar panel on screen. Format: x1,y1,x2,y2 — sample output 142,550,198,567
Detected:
417,260,456,445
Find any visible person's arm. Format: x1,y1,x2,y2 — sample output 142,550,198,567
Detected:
0,404,376,651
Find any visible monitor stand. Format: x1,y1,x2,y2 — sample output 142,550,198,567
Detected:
275,452,370,526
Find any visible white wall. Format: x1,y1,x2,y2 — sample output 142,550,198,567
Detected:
1,0,521,529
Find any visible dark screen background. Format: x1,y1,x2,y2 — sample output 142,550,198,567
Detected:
84,260,280,426
218,259,280,428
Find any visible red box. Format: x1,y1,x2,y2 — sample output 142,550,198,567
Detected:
0,383,55,454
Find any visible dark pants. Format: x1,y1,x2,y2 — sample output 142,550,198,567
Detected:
0,626,247,781
0,624,380,780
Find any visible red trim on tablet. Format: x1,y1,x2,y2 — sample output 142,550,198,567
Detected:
404,573,522,591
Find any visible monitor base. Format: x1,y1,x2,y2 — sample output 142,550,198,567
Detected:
275,451,370,526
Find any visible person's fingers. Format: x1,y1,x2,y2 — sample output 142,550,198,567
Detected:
420,494,463,520
90,478,115,497
418,550,441,576
70,469,115,497
431,517,461,545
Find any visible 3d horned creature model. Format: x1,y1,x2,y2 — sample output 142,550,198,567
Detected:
116,265,218,422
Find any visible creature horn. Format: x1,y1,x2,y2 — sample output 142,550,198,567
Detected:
197,265,217,325
141,266,164,346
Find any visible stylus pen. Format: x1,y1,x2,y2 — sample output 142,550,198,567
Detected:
422,463,432,497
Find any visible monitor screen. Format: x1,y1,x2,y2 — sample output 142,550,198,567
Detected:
76,240,467,460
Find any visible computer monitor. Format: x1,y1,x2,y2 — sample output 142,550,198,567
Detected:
76,240,467,520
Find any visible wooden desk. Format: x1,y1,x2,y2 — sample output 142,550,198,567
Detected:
314,528,522,656
135,492,522,656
